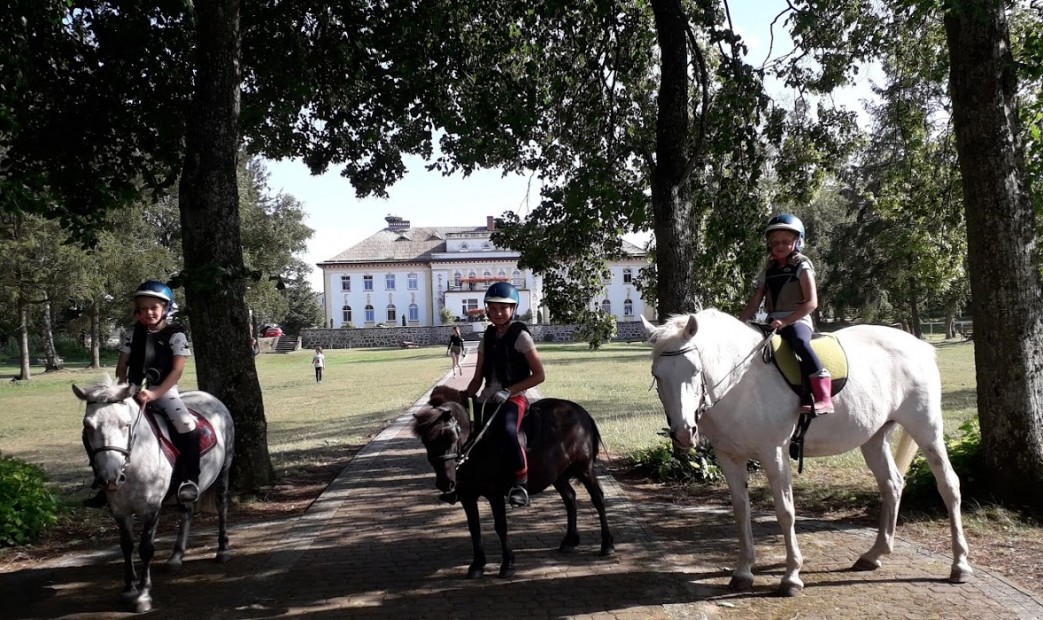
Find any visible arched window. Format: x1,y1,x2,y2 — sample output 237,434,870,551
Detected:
364,305,375,323
386,304,397,322
460,242,470,251
408,304,419,322
512,270,524,288
453,271,462,288
623,299,634,317
601,299,612,315
342,305,352,324
468,270,477,290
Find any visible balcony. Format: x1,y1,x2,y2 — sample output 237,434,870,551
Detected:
447,276,526,292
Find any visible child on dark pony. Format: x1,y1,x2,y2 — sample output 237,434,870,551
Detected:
739,214,834,415
83,280,201,508
464,282,546,507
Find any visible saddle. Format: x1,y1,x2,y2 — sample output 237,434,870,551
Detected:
768,333,849,398
143,407,218,467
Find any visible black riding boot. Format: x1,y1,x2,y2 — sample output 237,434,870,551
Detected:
508,477,529,508
175,428,201,504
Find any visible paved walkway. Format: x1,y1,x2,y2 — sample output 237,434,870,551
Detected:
6,345,1043,619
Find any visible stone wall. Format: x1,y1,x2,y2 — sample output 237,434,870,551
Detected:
300,319,648,349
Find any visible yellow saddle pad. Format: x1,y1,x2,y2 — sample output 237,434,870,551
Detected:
769,333,849,397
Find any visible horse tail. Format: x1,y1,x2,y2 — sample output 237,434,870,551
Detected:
893,428,919,477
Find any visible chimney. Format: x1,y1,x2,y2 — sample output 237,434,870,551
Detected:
385,215,410,231
487,216,496,231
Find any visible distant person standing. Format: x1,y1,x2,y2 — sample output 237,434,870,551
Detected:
312,347,325,383
446,326,465,376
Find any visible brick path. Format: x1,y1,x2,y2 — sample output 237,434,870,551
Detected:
6,345,1043,619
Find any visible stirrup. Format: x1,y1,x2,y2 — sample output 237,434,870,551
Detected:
507,484,529,508
177,481,200,504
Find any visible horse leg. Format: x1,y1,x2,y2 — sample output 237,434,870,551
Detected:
132,511,160,614
761,449,804,596
116,515,139,600
918,437,973,582
461,496,486,579
719,455,757,591
167,501,193,571
215,464,232,563
854,425,903,571
490,496,515,578
551,478,580,553
578,468,615,556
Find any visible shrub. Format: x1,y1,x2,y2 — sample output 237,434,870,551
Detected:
0,455,62,547
904,417,983,504
439,307,456,325
626,441,725,484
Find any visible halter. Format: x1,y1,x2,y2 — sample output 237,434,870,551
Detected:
85,398,145,478
434,414,463,463
654,333,774,421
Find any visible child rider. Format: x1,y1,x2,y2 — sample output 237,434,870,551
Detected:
464,282,546,507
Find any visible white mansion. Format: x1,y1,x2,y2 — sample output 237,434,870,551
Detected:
317,215,651,329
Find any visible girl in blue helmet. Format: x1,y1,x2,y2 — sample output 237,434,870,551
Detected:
739,214,834,414
85,280,200,508
464,281,546,507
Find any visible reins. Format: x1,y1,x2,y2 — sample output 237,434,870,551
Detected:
456,399,506,466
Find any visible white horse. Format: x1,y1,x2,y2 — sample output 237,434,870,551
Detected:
642,311,971,596
73,378,235,613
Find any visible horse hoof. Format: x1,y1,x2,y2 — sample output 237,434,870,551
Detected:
498,565,516,579
852,557,881,572
166,556,183,572
466,566,484,579
728,575,754,591
215,550,231,564
131,592,152,614
777,583,803,597
600,544,616,557
949,565,973,583
558,542,577,554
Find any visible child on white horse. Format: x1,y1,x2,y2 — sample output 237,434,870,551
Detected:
464,282,546,507
739,214,834,414
84,280,200,508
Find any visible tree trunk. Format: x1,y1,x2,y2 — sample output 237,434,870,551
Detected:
179,0,273,493
649,0,697,320
16,298,31,381
41,294,62,371
945,0,1043,510
909,295,922,340
88,299,101,369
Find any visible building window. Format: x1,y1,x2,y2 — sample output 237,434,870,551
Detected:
341,275,351,291
408,304,419,322
623,299,634,317
460,242,470,251
408,273,418,290
342,305,352,323
483,269,492,280
453,271,462,288
364,304,375,323
462,298,479,316
386,304,397,322
623,268,632,284
601,299,612,315
385,273,396,290
467,270,477,290
482,242,492,250
363,275,374,291
512,270,524,288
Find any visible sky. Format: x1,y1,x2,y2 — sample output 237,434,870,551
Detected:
264,0,879,291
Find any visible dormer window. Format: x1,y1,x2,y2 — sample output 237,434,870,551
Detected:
459,242,470,251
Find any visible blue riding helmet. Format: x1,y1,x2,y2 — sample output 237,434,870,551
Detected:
765,214,805,252
134,280,175,317
484,282,520,306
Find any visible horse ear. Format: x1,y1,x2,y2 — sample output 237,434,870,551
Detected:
71,384,86,400
683,314,699,339
641,316,658,339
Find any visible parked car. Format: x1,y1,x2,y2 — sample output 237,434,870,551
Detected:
262,324,284,337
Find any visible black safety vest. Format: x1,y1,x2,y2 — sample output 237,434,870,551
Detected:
764,253,812,314
127,322,186,387
482,322,532,388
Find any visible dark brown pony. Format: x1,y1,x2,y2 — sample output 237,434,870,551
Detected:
412,385,614,578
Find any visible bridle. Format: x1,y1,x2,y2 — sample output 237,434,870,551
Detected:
654,332,774,422
431,411,463,464
84,398,145,478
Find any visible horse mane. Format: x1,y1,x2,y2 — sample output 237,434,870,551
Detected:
75,375,131,404
649,310,735,356
411,402,468,441
429,385,467,407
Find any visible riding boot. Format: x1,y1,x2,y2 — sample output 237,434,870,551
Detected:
801,371,835,415
508,476,530,508
175,428,201,504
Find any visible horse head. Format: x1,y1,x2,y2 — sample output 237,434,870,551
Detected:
412,402,469,503
73,379,140,492
642,314,708,451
